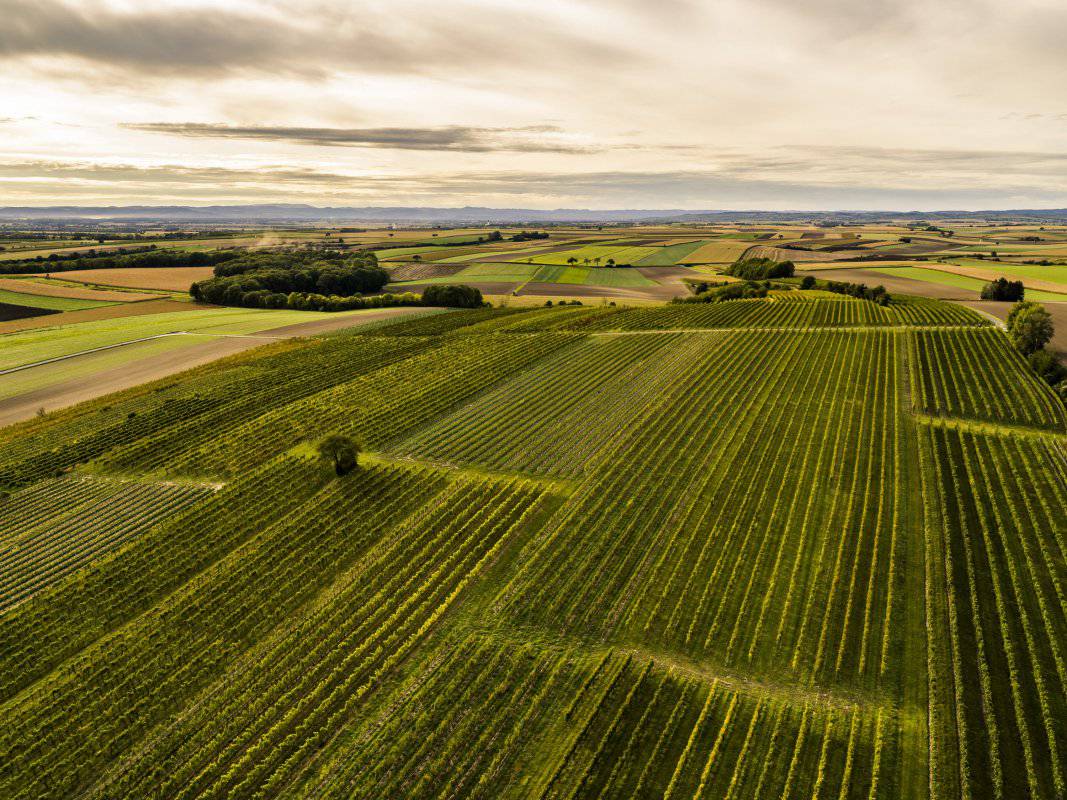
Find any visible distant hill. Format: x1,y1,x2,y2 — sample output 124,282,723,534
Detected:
2,204,1067,224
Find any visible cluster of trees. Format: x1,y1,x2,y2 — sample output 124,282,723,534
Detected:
819,280,890,306
421,284,485,308
190,249,486,311
510,231,550,242
725,257,796,280
191,251,389,307
981,277,1025,301
676,280,769,304
1007,301,1065,400
2,247,237,274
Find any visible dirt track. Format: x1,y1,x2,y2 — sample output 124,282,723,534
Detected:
0,306,435,427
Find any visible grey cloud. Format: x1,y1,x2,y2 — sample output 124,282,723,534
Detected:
4,160,1067,210
0,0,632,78
120,123,597,154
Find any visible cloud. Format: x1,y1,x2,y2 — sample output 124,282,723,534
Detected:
0,0,631,79
120,123,597,153
4,159,1067,210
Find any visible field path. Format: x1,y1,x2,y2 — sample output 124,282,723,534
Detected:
0,306,435,427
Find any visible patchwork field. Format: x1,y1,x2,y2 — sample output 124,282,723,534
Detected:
0,293,1063,799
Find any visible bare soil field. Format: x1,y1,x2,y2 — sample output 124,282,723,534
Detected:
53,267,215,292
0,277,158,303
0,303,59,323
0,299,198,335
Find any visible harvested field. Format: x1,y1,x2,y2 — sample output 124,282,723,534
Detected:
0,277,155,303
54,267,215,292
678,239,752,263
751,245,868,262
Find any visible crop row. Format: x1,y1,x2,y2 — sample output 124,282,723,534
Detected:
0,477,125,542
909,327,1066,431
92,335,434,475
299,633,900,799
919,423,1067,800
494,329,907,691
0,456,329,702
0,479,211,613
367,306,529,336
65,473,548,800
0,460,490,799
392,332,723,477
564,297,989,331
159,332,579,479
0,331,430,488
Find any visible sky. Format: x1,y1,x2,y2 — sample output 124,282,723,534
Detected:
1,0,1066,211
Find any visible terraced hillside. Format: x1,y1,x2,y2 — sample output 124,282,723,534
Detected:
0,295,1063,799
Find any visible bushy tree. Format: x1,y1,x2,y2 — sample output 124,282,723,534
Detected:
725,257,796,280
317,434,361,476
422,284,485,308
1007,301,1054,354
980,277,1024,301
800,275,816,290
1027,349,1066,386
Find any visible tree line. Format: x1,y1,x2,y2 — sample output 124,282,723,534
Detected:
2,247,238,275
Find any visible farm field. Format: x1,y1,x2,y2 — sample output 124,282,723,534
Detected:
0,293,1063,799
868,266,1067,302
0,288,115,312
47,266,217,292
0,276,161,302
0,306,436,425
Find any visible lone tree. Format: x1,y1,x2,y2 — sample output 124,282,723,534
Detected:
1007,301,1054,355
317,434,361,476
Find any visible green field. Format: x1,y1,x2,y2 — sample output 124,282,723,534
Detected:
945,259,1067,286
873,266,1067,301
0,295,1064,799
0,307,379,372
0,288,116,311
634,240,710,266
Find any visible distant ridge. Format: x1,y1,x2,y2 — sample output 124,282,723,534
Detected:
2,204,1067,224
